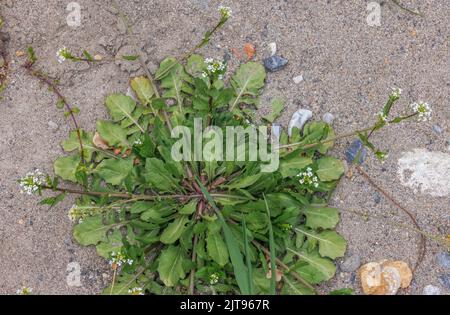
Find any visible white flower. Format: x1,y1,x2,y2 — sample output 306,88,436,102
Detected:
56,47,71,63
377,111,388,122
390,87,402,99
133,139,142,146
218,5,232,18
108,250,131,269
296,169,319,189
128,287,144,295
16,287,32,295
19,169,45,195
209,273,219,285
410,102,432,122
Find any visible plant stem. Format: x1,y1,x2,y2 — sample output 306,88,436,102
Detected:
23,64,86,164
111,0,160,99
189,235,198,295
110,268,117,295
355,166,426,272
391,0,423,16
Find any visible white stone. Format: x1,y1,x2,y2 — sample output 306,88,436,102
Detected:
293,75,304,84
423,285,441,295
268,42,277,56
397,149,450,197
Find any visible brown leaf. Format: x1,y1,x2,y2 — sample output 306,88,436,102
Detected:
243,43,255,60
93,132,109,150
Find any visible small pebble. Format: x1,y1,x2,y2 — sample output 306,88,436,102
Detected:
268,42,277,56
373,192,382,204
47,121,59,131
422,285,441,295
293,75,304,84
432,125,443,135
263,55,288,72
340,254,361,272
345,139,367,165
438,274,450,290
322,112,334,125
436,251,450,269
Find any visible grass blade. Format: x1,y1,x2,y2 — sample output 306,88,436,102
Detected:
263,193,277,295
195,177,251,294
242,215,254,294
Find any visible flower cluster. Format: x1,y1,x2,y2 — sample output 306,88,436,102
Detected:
218,5,232,19
56,47,73,63
128,287,144,295
108,251,133,269
390,87,402,100
202,58,227,80
296,167,319,189
68,205,84,223
16,287,32,295
377,111,388,122
133,138,143,146
279,223,293,232
209,272,220,285
19,169,45,195
410,102,432,122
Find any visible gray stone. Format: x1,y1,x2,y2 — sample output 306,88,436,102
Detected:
422,285,441,295
432,125,443,135
263,55,288,72
47,121,59,131
340,255,361,272
436,251,450,269
345,139,367,165
322,112,334,125
438,274,450,290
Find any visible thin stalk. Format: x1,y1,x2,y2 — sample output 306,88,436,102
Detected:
189,235,199,295
391,0,423,16
23,65,86,164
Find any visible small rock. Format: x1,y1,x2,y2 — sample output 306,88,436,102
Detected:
288,109,312,137
47,121,59,131
322,112,334,125
345,139,367,165
263,55,288,72
436,251,450,269
439,274,450,290
268,42,277,56
373,192,382,204
422,285,441,295
293,75,304,84
340,255,361,272
433,125,443,135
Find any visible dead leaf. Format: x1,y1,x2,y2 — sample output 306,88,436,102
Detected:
93,132,109,150
243,43,255,60
94,54,103,61
15,50,25,57
114,148,122,155
266,268,283,282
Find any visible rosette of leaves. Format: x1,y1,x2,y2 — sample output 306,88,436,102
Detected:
52,55,347,295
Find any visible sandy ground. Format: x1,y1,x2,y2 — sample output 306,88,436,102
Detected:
0,0,448,295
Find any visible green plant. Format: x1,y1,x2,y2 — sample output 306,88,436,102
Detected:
20,6,433,295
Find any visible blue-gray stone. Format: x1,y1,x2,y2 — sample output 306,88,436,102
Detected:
436,251,450,269
340,254,361,272
263,55,288,72
439,274,450,290
345,139,367,164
